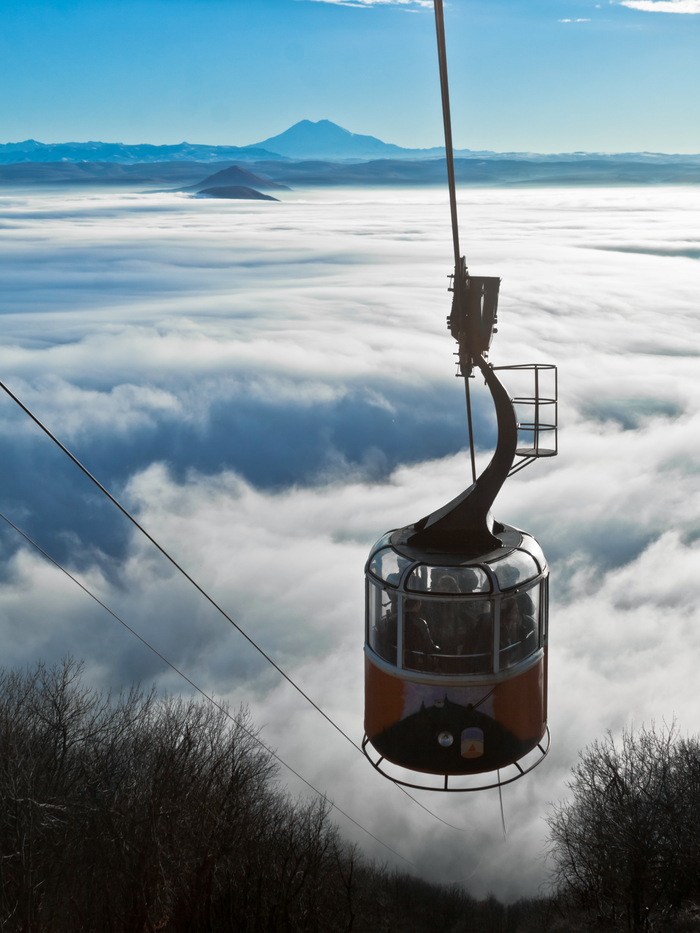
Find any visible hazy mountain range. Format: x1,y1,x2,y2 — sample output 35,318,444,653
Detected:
0,140,283,165
248,158,700,187
2,156,698,190
2,119,699,166
251,120,700,165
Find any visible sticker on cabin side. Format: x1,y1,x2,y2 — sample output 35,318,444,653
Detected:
461,727,484,758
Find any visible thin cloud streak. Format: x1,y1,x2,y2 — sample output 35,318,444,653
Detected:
297,0,433,8
621,0,700,11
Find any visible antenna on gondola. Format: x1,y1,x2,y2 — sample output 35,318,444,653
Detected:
362,0,558,792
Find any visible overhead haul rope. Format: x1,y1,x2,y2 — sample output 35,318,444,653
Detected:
434,0,478,486
433,0,461,275
0,379,474,835
0,510,415,868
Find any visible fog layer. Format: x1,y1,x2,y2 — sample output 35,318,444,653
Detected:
0,185,698,899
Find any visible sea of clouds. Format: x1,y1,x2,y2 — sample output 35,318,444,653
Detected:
0,183,698,899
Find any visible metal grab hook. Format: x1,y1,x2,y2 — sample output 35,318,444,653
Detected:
448,262,501,378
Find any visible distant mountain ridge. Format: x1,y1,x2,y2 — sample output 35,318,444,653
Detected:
251,120,700,164
0,161,239,185
1,120,699,166
0,140,284,165
2,157,699,190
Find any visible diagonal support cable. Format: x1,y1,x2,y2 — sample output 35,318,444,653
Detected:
0,378,476,834
0,510,416,868
0,379,361,752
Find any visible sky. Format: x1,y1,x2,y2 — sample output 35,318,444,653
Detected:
0,182,698,898
1,0,700,153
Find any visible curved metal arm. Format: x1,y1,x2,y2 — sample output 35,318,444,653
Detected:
406,355,517,553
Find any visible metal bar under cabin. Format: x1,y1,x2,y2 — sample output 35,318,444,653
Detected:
433,0,462,282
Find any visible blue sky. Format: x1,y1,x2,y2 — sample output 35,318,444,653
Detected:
1,0,699,153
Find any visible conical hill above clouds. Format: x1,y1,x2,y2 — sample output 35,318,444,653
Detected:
198,185,279,201
184,165,290,191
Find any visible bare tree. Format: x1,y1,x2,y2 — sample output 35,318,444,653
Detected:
547,723,700,931
0,659,276,932
1,658,568,933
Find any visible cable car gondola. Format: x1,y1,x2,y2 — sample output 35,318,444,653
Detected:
362,0,558,792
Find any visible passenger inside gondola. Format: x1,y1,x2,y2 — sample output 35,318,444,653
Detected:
368,586,398,665
403,592,493,674
499,590,539,669
403,597,440,671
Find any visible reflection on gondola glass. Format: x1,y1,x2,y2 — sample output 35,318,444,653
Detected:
518,535,547,572
499,587,540,670
490,550,539,590
406,565,490,594
369,548,412,586
368,580,398,665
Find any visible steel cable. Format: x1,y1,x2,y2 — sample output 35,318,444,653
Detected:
433,0,462,274
0,509,417,868
0,379,476,834
0,379,362,752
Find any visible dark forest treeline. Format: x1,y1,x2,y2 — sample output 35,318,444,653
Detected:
0,659,554,933
2,661,700,932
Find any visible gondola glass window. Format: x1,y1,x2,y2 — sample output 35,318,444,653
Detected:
489,550,539,590
403,597,493,674
406,565,490,594
366,539,547,679
369,548,412,586
517,534,547,570
499,587,540,670
367,581,398,665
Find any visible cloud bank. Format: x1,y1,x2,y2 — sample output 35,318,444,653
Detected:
0,183,698,898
